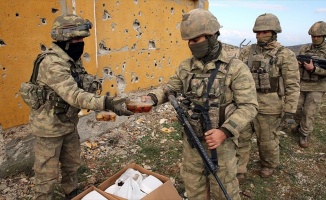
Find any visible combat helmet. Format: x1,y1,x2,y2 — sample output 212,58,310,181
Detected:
51,14,92,41
308,21,326,36
253,13,282,33
180,8,220,40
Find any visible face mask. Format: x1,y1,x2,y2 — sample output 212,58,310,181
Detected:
256,33,272,46
67,42,85,61
312,36,324,46
188,39,209,59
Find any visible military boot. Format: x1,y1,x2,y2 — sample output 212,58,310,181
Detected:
65,188,80,200
291,125,300,134
260,167,275,178
299,136,308,148
236,173,245,184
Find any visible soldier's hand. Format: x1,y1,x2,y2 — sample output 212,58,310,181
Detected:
281,112,295,129
105,96,134,116
204,129,227,149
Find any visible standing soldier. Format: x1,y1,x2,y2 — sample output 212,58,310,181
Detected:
142,8,258,200
293,21,326,148
23,14,133,199
237,13,300,179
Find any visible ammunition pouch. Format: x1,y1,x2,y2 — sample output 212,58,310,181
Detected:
20,82,46,110
188,112,205,139
80,74,102,94
48,91,80,123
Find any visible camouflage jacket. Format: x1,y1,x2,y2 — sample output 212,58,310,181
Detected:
150,48,258,141
298,42,326,92
30,43,105,137
239,41,300,114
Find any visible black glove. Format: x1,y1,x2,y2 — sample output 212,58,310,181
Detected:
104,96,133,116
281,112,295,128
163,86,176,100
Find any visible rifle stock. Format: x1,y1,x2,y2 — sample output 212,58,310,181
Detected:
168,95,231,200
296,55,326,70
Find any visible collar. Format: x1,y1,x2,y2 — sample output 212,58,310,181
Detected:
191,48,229,72
50,42,75,63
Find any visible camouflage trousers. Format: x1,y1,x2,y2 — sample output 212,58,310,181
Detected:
180,134,240,200
33,130,81,200
294,91,324,136
237,113,281,173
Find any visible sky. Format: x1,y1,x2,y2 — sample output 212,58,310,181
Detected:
209,0,326,47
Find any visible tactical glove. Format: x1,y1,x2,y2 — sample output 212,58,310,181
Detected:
104,96,133,116
281,112,295,129
163,86,176,100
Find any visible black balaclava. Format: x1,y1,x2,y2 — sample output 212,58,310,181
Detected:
188,33,221,63
55,41,85,61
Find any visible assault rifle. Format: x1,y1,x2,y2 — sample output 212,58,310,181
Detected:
296,55,326,70
168,95,231,200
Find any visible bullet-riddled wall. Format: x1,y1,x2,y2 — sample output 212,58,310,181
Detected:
0,0,208,130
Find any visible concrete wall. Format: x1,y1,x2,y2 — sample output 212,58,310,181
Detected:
0,0,208,177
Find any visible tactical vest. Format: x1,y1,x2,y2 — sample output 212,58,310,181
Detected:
247,44,284,93
29,50,101,122
299,45,326,82
182,59,235,139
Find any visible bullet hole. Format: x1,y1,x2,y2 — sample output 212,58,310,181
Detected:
99,40,111,55
162,55,165,60
124,29,129,33
111,84,114,88
83,53,91,62
148,40,156,49
131,72,139,83
103,4,106,7
40,18,46,25
138,11,142,16
40,44,47,51
116,75,126,93
159,77,164,83
169,33,172,36
18,102,22,108
2,67,6,70
0,39,6,46
171,7,175,14
51,8,59,13
111,23,117,31
15,93,19,98
15,13,19,17
131,43,136,50
154,59,157,67
103,10,111,20
134,0,139,4
122,62,126,70
133,19,141,33
182,9,185,14
103,68,113,76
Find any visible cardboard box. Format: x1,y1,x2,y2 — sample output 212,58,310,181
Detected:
98,163,182,200
72,186,118,200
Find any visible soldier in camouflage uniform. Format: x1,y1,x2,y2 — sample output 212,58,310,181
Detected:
142,9,258,200
292,21,326,148
237,13,300,179
29,14,133,200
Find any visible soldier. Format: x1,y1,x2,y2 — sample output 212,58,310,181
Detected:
28,14,133,199
142,9,258,200
237,13,300,179
292,21,326,148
